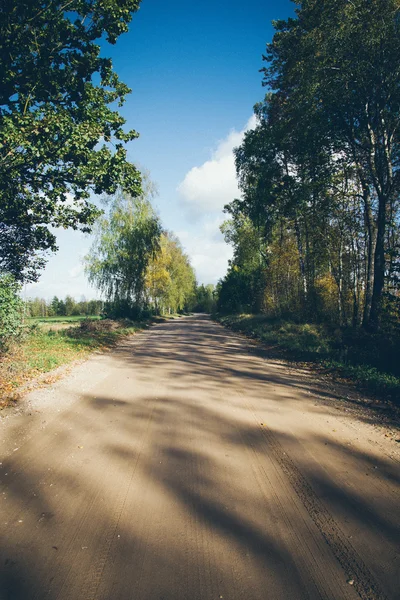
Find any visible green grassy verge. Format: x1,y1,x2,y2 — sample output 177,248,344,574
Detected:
217,314,400,403
0,318,153,407
26,315,102,332
26,315,101,324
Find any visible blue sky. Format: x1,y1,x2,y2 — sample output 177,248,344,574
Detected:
26,0,295,300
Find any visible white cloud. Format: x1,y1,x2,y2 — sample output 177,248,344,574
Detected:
177,115,257,216
177,215,233,284
68,263,84,279
175,117,259,282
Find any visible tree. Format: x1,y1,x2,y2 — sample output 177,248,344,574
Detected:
262,0,400,327
162,233,196,313
65,295,76,317
57,299,67,316
145,232,196,314
145,235,173,313
50,296,60,316
220,1,400,328
0,0,142,282
193,284,216,314
77,298,89,316
87,299,103,316
27,296,48,318
218,211,268,315
85,188,162,317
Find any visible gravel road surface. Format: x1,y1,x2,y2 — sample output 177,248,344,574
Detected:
0,315,399,599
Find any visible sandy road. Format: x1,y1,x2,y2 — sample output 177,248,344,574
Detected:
0,315,399,600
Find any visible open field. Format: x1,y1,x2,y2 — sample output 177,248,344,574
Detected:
26,315,101,331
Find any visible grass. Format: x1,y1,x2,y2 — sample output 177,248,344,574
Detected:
217,314,400,403
0,318,153,407
27,315,101,323
26,315,101,331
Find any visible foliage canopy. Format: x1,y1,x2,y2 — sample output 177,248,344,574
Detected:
0,0,142,281
85,188,162,316
145,232,196,314
218,0,400,330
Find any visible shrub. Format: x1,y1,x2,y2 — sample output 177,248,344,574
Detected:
78,319,116,333
0,275,24,351
103,299,145,320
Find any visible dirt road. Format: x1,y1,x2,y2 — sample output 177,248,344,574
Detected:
0,315,399,600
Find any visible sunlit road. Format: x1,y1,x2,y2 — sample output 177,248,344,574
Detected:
0,315,399,599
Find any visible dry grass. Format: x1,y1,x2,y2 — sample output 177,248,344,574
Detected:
0,319,150,408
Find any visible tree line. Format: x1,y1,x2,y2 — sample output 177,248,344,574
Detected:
25,283,216,321
84,182,198,318
25,297,104,319
217,0,400,333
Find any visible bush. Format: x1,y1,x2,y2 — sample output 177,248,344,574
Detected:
0,275,24,351
78,319,116,333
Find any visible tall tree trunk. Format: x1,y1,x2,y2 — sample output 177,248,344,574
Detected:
351,238,360,328
369,193,387,328
338,239,345,326
360,179,376,328
294,217,307,301
364,114,393,329
304,214,314,317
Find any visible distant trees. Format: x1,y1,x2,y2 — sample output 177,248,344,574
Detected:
85,188,162,318
85,185,197,317
26,296,103,318
26,297,48,318
145,233,196,314
193,284,217,314
50,297,62,317
0,0,142,282
217,0,400,330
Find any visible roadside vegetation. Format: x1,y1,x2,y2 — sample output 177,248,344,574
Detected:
0,267,212,407
215,1,400,404
1,1,399,408
218,314,400,402
0,318,155,407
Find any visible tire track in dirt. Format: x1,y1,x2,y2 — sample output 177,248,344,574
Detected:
76,395,157,600
1,315,397,600
239,390,389,600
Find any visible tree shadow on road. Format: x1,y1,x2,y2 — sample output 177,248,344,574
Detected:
0,315,398,599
